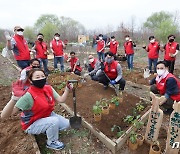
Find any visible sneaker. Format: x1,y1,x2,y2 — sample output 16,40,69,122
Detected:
104,85,108,90
46,141,65,150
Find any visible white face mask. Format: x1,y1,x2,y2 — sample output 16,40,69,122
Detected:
125,37,129,41
99,37,103,40
111,39,115,41
150,39,155,43
157,69,165,76
55,37,60,41
17,31,23,36
89,59,94,63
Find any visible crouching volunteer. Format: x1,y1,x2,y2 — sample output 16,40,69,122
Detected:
1,69,73,150
97,51,126,90
88,55,101,81
67,51,82,76
150,61,180,114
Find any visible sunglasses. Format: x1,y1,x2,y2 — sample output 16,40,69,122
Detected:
16,29,24,32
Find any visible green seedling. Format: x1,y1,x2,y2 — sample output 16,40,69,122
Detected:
124,115,135,124
136,103,145,112
92,104,102,115
129,131,137,144
111,125,125,138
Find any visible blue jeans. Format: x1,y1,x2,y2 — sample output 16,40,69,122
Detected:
126,54,134,70
17,60,30,69
38,58,48,74
97,52,105,62
54,56,64,72
25,112,70,144
148,58,158,73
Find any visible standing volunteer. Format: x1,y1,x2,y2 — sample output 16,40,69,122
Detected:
50,33,65,72
96,34,105,62
1,69,73,150
123,35,136,71
106,36,119,56
143,36,160,73
5,26,31,69
67,51,82,76
150,61,180,114
97,51,126,90
32,33,49,75
161,34,179,74
88,55,101,81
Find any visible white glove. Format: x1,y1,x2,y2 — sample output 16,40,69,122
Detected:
4,31,12,41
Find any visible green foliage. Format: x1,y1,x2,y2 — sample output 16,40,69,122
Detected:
129,131,137,144
143,11,178,43
111,95,120,104
124,115,135,123
100,98,109,107
136,103,145,112
111,125,125,138
93,101,102,114
56,81,66,90
132,119,144,129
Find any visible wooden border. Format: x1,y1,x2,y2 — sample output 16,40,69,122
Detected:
61,103,150,154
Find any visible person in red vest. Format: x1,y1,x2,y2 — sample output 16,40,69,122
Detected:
5,26,31,69
50,33,65,72
32,33,49,75
143,36,160,73
88,55,101,81
1,69,73,150
150,61,180,114
123,35,136,71
106,36,119,56
96,34,105,62
161,34,179,74
67,51,82,76
97,51,126,90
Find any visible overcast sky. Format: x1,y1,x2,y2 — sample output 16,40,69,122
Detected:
0,0,179,31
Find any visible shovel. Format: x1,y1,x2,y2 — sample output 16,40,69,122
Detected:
68,80,82,129
102,71,120,96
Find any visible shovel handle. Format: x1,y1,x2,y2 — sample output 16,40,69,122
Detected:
72,89,77,117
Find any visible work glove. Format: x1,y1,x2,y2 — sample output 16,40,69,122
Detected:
11,92,21,101
4,31,12,41
110,80,116,85
66,82,74,90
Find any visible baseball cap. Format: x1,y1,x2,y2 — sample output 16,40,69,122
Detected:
14,26,24,32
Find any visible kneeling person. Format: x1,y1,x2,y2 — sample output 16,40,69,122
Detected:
97,51,126,90
150,61,180,114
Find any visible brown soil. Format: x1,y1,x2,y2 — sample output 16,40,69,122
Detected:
48,73,150,139
0,85,38,154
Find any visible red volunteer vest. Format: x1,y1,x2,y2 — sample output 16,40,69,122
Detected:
124,41,134,55
164,42,178,61
70,57,82,72
51,39,64,56
97,40,105,52
104,61,118,79
156,73,180,101
21,85,55,130
110,41,119,55
35,41,47,59
90,58,98,69
13,35,30,60
147,41,159,59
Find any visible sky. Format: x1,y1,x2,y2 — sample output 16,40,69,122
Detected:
0,0,180,31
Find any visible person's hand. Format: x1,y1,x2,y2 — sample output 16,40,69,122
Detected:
4,31,11,41
110,80,116,85
66,82,73,90
71,72,75,74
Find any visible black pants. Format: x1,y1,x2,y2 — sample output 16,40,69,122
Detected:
164,60,175,74
88,65,98,81
150,84,174,109
74,69,81,76
98,73,126,90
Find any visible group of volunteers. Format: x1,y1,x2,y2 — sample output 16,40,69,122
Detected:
1,25,180,151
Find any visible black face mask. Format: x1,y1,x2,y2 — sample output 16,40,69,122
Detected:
32,78,46,88
169,39,174,42
32,65,40,69
38,38,43,41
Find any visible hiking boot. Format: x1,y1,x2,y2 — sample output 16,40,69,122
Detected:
46,141,65,150
163,108,173,115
